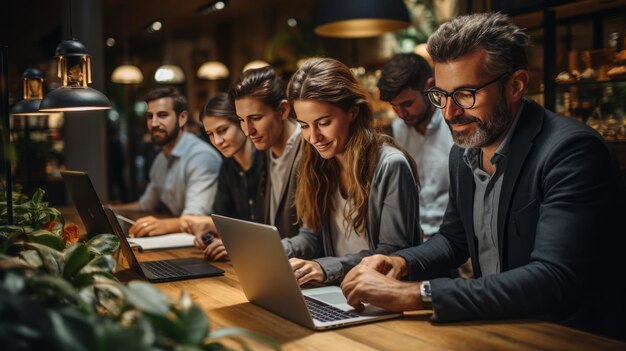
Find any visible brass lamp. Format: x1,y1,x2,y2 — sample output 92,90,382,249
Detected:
39,39,112,112
10,68,47,116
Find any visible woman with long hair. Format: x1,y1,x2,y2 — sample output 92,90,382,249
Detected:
180,93,264,260
283,57,422,284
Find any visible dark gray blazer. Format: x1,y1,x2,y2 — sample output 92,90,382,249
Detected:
263,134,302,239
396,99,626,340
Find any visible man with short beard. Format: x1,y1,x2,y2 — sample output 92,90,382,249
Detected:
377,53,453,238
341,12,625,341
115,86,222,237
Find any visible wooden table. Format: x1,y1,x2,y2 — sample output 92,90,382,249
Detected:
62,207,626,350
129,247,625,351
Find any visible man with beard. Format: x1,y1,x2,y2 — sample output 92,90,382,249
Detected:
377,53,453,238
341,12,625,340
116,86,222,237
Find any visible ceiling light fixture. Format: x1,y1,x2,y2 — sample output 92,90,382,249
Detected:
198,0,228,15
11,68,47,116
39,0,111,112
314,0,410,38
197,61,229,80
243,60,270,72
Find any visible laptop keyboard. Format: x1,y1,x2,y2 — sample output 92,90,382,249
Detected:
142,260,190,278
304,296,360,322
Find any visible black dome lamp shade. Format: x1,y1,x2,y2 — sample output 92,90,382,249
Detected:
314,0,410,38
11,68,47,116
39,39,112,112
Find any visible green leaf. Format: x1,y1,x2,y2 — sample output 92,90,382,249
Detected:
73,271,119,288
87,234,120,256
26,275,91,313
27,230,66,251
95,314,155,351
208,327,281,351
122,281,171,316
0,230,25,254
63,244,91,280
80,282,126,317
47,308,95,351
25,242,64,275
178,304,210,344
20,249,44,269
142,311,186,341
78,255,117,276
31,189,44,205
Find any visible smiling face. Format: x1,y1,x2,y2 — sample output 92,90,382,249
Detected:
202,116,247,158
294,99,353,160
146,97,183,147
434,49,513,149
389,86,432,128
234,96,287,151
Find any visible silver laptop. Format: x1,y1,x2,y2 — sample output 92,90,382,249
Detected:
212,214,402,330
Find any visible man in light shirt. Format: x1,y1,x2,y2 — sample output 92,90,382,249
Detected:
378,53,453,238
116,86,222,236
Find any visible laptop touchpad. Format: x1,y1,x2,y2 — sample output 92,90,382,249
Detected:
309,292,347,305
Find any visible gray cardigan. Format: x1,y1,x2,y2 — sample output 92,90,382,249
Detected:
282,145,423,283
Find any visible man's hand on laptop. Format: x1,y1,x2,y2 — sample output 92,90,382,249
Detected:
341,261,423,312
290,258,326,285
129,216,180,237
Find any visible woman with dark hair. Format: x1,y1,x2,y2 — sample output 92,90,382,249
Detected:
229,66,302,240
283,57,422,285
180,92,264,261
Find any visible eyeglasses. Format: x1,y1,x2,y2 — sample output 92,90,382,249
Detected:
423,73,510,109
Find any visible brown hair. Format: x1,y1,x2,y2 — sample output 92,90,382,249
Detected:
228,66,286,110
200,92,238,124
144,86,187,117
288,57,418,233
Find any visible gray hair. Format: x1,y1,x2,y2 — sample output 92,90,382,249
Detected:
427,12,529,76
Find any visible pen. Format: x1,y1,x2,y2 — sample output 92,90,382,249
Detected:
116,214,136,225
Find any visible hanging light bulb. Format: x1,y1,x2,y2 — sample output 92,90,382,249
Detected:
11,68,47,116
154,64,185,83
197,61,229,80
39,40,112,112
242,60,270,72
111,64,144,84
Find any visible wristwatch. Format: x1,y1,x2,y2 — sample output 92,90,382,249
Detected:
420,281,432,303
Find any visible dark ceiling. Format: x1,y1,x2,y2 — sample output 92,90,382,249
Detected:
1,0,314,70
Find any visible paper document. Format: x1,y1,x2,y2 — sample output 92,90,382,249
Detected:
128,233,195,250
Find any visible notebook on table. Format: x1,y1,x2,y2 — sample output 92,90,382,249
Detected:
212,214,402,330
61,170,194,250
103,207,223,282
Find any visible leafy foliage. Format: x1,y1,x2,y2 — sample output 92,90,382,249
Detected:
0,188,280,351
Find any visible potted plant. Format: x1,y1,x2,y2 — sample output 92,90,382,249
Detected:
0,188,279,350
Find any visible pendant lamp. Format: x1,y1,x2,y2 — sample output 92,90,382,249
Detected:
197,61,229,80
242,60,270,72
112,64,144,84
314,0,410,38
111,1,143,85
155,64,185,83
11,68,47,116
39,40,112,112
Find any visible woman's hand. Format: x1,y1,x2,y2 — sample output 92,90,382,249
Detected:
180,215,217,249
289,258,326,285
202,238,229,261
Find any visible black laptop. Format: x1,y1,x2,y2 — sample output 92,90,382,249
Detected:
103,207,223,282
61,170,114,238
